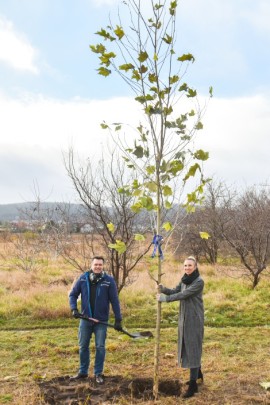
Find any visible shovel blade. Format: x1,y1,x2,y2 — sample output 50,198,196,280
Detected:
129,331,154,339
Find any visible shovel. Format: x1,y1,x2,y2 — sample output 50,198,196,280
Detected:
77,313,153,339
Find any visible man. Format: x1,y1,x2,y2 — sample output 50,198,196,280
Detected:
69,256,122,384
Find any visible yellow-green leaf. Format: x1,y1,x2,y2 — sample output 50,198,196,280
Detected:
139,64,148,74
177,53,195,63
132,189,143,197
108,240,127,254
97,67,111,77
169,1,177,15
132,179,140,189
90,43,106,54
186,204,196,213
132,70,141,81
194,149,209,161
145,181,157,192
133,145,144,158
138,51,148,63
200,232,210,240
195,121,204,130
162,222,173,232
146,165,156,175
100,122,108,129
148,73,157,83
134,234,145,241
179,82,188,92
99,51,116,66
162,34,172,44
169,75,179,85
119,63,134,71
187,88,197,98
162,185,173,196
165,200,172,209
184,163,201,181
114,25,124,40
131,202,143,213
107,223,115,232
95,28,116,41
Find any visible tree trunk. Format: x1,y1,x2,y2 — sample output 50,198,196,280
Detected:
153,256,162,399
252,272,259,289
153,186,162,399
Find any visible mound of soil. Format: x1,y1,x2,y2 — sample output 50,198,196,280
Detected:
38,375,181,404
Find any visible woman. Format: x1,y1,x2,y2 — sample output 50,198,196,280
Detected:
157,256,204,398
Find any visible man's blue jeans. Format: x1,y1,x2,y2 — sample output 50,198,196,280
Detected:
78,319,107,375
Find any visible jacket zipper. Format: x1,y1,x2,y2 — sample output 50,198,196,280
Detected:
86,272,92,317
94,284,100,318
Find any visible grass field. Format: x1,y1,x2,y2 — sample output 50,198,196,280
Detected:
0,254,270,404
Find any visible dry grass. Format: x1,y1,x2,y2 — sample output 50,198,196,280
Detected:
0,246,270,404
1,326,269,404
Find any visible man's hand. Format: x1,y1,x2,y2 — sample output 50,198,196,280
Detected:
114,319,123,331
72,309,80,318
156,293,167,302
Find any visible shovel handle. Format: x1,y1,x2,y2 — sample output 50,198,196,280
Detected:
77,314,137,338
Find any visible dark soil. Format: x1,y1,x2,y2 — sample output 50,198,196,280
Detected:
38,375,181,404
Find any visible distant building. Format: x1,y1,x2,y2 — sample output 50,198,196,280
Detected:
80,224,94,234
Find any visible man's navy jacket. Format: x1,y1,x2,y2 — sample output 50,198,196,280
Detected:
69,271,122,321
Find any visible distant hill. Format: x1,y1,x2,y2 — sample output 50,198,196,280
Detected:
0,202,82,222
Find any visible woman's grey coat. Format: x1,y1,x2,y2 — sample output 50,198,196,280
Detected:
161,276,204,368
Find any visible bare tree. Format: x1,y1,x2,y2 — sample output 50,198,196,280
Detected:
64,148,152,292
180,181,233,263
4,232,42,272
221,185,270,288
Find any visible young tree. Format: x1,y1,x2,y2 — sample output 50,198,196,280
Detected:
90,0,211,397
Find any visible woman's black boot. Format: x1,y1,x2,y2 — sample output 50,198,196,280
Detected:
198,368,204,382
185,368,203,385
183,380,198,398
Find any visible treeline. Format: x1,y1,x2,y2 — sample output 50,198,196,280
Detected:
173,181,270,288
1,180,269,290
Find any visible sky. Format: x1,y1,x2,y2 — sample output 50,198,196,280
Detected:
0,0,270,204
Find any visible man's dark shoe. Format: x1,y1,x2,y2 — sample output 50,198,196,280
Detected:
95,374,105,384
70,373,88,380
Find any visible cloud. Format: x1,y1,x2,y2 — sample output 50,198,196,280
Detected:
0,15,39,74
0,91,269,203
0,93,141,151
198,94,270,186
0,145,68,203
242,1,270,35
90,0,118,6
0,93,141,202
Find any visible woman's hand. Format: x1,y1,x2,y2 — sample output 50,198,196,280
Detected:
156,283,163,292
156,293,167,302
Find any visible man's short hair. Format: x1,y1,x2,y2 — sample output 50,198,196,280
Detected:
92,256,105,263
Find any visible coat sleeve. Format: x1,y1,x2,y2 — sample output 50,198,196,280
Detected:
69,278,81,310
108,278,122,321
166,278,204,302
160,283,181,295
